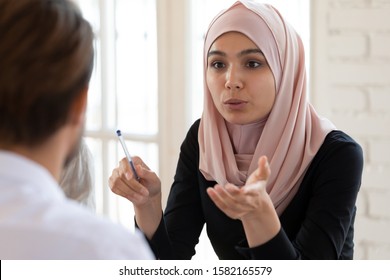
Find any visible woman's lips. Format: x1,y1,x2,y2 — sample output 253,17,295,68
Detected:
224,99,248,110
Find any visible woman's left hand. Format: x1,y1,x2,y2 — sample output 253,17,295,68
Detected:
207,156,280,247
206,156,271,220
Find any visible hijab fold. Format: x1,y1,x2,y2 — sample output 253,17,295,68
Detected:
198,0,335,215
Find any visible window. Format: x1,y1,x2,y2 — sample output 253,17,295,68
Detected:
75,0,309,259
76,0,158,229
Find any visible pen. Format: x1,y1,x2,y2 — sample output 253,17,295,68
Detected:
116,130,140,181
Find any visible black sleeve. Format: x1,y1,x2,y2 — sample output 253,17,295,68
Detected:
147,120,204,259
236,131,364,259
141,215,173,260
236,228,298,259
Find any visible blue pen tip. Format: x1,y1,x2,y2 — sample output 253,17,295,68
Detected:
116,130,121,136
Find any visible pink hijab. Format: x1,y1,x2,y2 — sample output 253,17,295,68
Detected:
198,0,335,215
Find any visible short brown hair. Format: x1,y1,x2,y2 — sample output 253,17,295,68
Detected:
0,0,94,146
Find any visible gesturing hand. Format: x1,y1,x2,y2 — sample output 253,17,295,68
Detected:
207,156,280,247
206,156,271,220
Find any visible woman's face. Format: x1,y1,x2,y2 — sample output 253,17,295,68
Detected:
206,32,276,125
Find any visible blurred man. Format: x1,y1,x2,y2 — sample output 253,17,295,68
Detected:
0,0,154,259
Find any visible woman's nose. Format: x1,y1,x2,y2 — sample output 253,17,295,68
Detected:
225,67,243,90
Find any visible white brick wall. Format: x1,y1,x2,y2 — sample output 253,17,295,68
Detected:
311,0,390,259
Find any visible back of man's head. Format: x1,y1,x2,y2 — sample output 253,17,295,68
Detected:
0,0,94,147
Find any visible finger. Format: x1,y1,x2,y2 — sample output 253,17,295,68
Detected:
215,184,256,208
225,183,241,195
108,168,123,192
132,156,150,170
108,170,133,197
246,155,270,185
134,164,157,187
207,187,248,220
111,176,149,203
108,169,132,195
118,157,139,181
257,156,270,181
117,158,133,180
222,184,260,211
114,160,149,196
208,185,250,216
128,178,150,197
213,184,238,202
207,185,230,210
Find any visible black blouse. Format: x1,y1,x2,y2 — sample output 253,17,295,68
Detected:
147,119,363,259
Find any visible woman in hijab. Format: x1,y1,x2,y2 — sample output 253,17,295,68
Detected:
109,0,363,259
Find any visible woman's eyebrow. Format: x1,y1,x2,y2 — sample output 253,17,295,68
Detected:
207,50,225,58
239,48,264,57
207,48,264,58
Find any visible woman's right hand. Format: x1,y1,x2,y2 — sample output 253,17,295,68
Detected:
108,156,161,207
109,156,163,239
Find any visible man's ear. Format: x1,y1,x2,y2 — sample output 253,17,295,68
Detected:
69,87,88,125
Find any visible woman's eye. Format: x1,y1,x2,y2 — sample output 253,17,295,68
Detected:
211,61,225,69
246,60,261,68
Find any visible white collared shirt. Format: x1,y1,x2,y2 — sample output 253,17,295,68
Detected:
0,151,154,260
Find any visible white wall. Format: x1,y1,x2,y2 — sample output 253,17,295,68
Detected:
311,0,390,259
